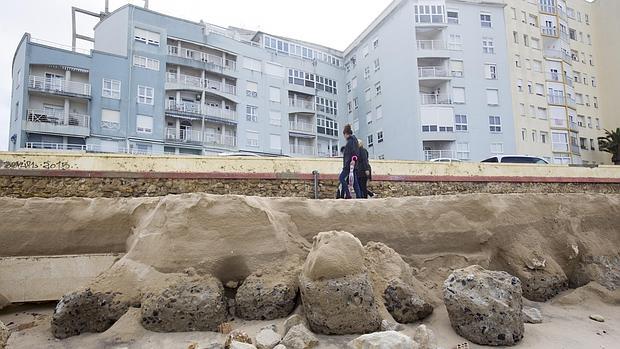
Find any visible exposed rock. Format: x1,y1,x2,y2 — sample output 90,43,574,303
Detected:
0,293,9,311
236,256,302,321
0,321,10,349
300,231,381,335
225,330,253,348
51,288,131,339
280,324,319,349
380,319,403,332
413,325,437,349
141,274,227,332
283,314,307,335
230,342,257,349
255,326,282,349
347,331,418,349
572,255,620,291
589,314,605,322
443,265,524,346
273,345,287,349
364,242,434,323
522,307,542,324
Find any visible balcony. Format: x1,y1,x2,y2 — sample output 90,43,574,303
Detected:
548,95,576,108
165,127,204,144
544,49,572,64
24,142,87,152
166,100,238,122
289,120,316,134
424,150,456,161
418,67,451,79
289,97,315,112
24,109,90,137
420,94,452,105
416,40,450,58
28,76,91,98
546,73,574,87
539,4,556,15
167,45,237,74
541,27,557,37
204,133,236,148
290,144,316,156
415,15,447,28
166,73,237,96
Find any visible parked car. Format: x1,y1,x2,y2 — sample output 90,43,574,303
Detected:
430,158,463,163
481,155,549,164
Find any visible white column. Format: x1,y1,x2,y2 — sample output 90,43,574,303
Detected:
221,124,227,145
201,70,206,89
175,119,180,139
64,70,71,125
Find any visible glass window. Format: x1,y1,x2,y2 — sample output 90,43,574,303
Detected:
447,10,459,24
246,81,258,97
482,37,495,54
137,85,154,105
489,116,502,132
455,114,468,131
480,13,492,27
102,79,121,99
484,63,497,79
246,106,258,122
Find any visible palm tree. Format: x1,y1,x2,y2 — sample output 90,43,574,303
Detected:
598,128,620,165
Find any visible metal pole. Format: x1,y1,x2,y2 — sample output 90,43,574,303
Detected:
312,170,320,199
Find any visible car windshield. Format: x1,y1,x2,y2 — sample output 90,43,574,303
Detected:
500,157,546,164
482,157,499,163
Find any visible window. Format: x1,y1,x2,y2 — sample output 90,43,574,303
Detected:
510,7,516,20
596,118,600,130
457,143,470,160
453,87,466,104
515,54,521,68
375,82,382,96
270,134,281,150
484,63,497,79
362,45,369,58
265,62,284,77
529,105,536,117
269,111,281,126
137,85,154,105
377,131,384,143
523,34,529,47
246,81,258,97
246,131,259,147
367,134,374,147
590,139,596,151
374,59,380,72
486,89,499,105
376,105,383,119
315,97,338,116
513,31,519,44
455,114,468,131
533,60,543,72
134,28,160,46
480,13,492,27
552,132,569,152
133,55,160,71
373,38,379,49
521,129,527,141
136,115,153,134
531,38,540,50
243,57,262,72
269,87,281,103
365,88,372,102
451,60,464,77
353,97,359,110
351,76,358,89
537,107,547,119
535,84,545,96
101,109,120,129
540,132,548,144
490,143,504,155
448,34,463,50
517,79,523,92
528,14,539,27
447,10,459,24
532,130,537,143
347,101,353,114
366,110,373,124
414,4,446,24
246,106,258,122
519,103,526,116
587,117,593,129
102,79,121,99
489,116,502,133
482,37,495,54
364,67,371,80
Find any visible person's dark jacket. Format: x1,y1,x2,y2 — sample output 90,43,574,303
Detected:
343,135,359,169
356,147,371,179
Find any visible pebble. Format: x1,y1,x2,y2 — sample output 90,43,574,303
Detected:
589,314,605,322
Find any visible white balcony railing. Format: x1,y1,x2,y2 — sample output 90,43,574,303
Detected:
24,142,88,151
424,150,457,161
289,121,315,133
27,109,90,128
539,4,556,14
166,73,237,95
416,40,447,51
165,127,203,143
204,133,237,148
28,76,91,97
541,27,557,36
289,97,315,111
544,49,572,63
166,100,238,121
290,144,316,156
167,45,237,72
418,67,450,78
420,94,453,105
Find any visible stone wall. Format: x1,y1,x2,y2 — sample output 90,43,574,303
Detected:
1,175,620,199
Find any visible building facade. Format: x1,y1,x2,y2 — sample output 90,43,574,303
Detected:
7,0,618,163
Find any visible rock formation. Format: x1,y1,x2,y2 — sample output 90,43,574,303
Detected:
280,324,319,349
299,231,381,335
347,331,418,349
443,265,524,346
0,321,10,349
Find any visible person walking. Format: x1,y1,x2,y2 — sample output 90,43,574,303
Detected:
339,124,361,199
356,140,371,199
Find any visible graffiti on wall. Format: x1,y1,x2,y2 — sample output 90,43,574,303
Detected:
0,159,74,170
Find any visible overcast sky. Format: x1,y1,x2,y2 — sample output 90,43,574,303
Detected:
0,0,392,151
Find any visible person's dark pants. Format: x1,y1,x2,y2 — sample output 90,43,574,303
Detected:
357,174,369,199
339,168,361,199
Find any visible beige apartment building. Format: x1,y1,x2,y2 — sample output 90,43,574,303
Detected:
506,0,616,164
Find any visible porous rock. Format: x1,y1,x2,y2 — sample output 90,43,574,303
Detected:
413,325,437,349
141,274,227,332
51,288,131,339
300,232,381,335
443,265,524,346
522,307,542,324
283,314,307,335
236,256,302,321
1,321,10,349
572,255,620,291
384,279,434,323
380,319,403,332
225,330,253,348
255,326,282,349
273,345,287,349
280,324,318,349
347,331,418,349
230,341,257,349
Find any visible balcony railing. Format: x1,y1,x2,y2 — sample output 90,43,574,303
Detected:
204,133,237,148
28,76,91,97
165,127,203,143
289,97,315,111
166,73,237,95
289,121,315,133
167,45,237,72
541,27,557,36
27,109,90,128
420,94,452,105
424,150,457,161
290,144,316,156
418,67,450,78
539,4,556,14
544,49,572,63
548,95,576,107
166,100,238,121
24,142,88,151
416,40,447,51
